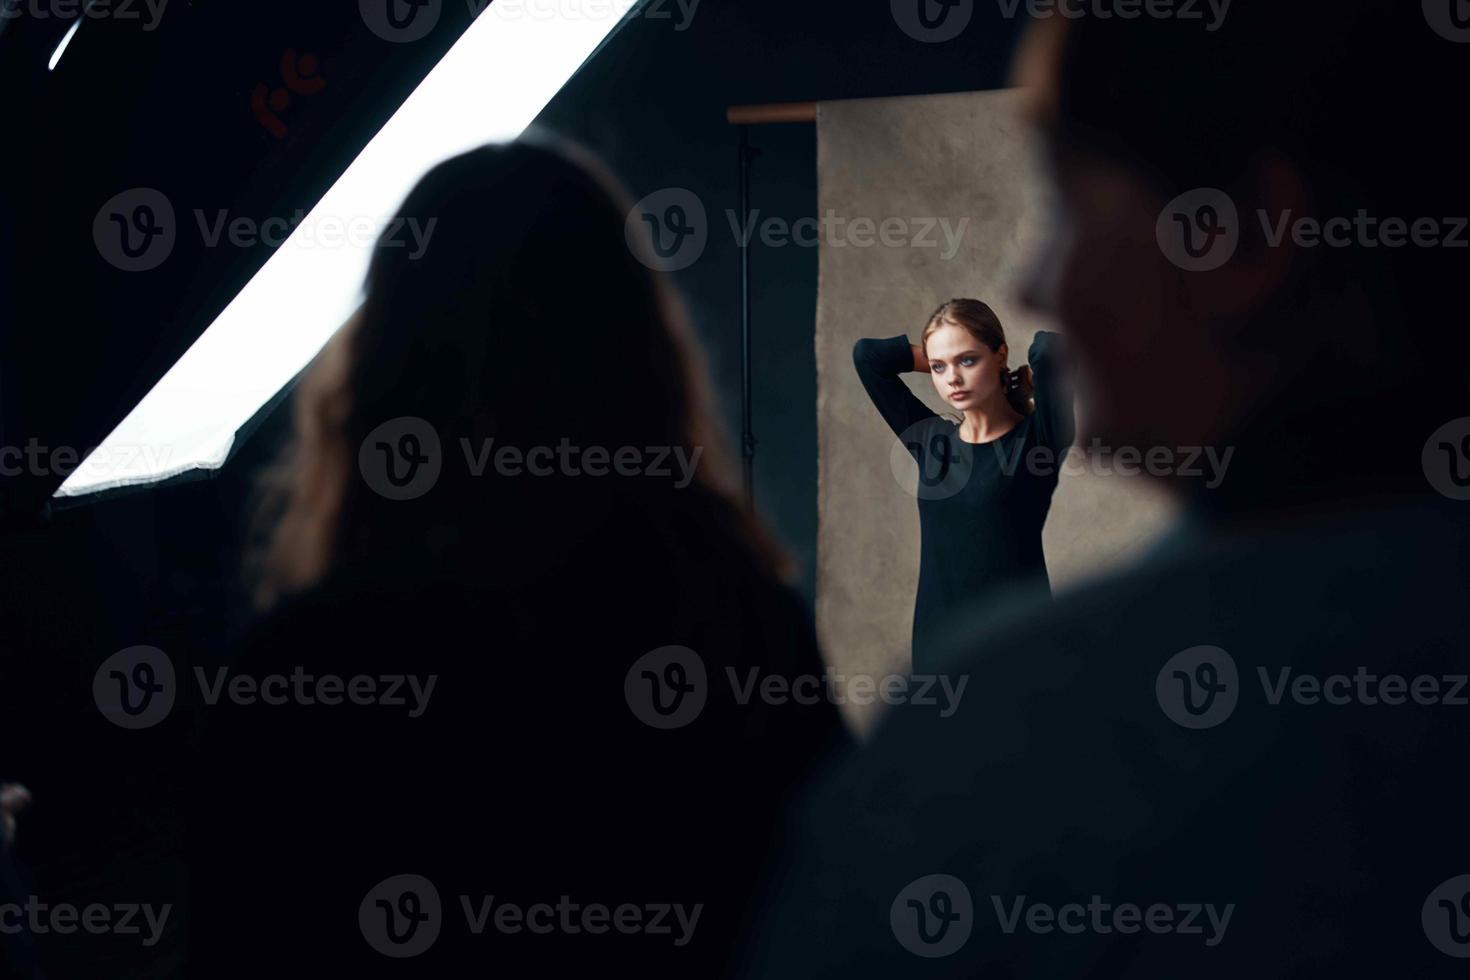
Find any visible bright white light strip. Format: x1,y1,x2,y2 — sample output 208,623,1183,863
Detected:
57,3,630,497
48,16,82,71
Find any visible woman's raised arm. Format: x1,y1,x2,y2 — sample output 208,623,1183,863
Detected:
1028,330,1077,455
852,335,938,441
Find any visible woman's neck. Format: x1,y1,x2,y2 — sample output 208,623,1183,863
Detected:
957,395,1022,444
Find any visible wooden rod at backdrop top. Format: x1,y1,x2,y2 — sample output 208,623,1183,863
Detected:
726,101,817,126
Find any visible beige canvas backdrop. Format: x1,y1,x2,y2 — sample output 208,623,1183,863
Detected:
815,89,1176,735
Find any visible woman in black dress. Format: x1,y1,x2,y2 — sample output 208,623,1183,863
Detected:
852,298,1074,674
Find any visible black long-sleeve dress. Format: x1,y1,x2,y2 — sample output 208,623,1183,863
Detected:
851,330,1074,673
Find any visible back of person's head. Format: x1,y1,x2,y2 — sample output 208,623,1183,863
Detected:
1013,0,1467,508
251,134,788,607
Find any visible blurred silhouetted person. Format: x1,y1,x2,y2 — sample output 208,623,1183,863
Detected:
738,2,1470,976
185,135,849,976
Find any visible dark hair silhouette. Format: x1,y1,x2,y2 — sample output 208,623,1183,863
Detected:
1011,0,1468,511
251,133,790,606
1022,1,1464,416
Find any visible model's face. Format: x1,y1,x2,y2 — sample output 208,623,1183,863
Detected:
925,323,1006,410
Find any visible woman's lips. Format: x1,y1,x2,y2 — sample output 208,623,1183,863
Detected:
949,390,970,400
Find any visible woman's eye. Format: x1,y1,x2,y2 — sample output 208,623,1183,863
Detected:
960,357,976,367
932,364,944,374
